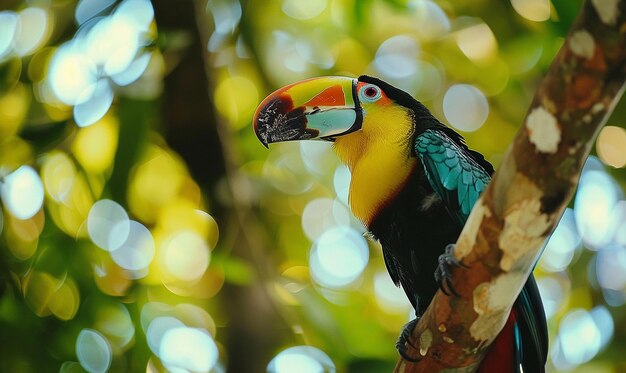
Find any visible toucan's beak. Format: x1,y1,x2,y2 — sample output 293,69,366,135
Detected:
254,76,362,148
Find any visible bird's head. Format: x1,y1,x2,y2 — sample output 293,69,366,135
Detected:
254,75,432,224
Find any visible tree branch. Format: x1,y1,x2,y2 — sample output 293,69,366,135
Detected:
396,1,626,371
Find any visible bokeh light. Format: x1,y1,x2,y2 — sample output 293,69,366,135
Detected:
511,0,551,22
76,329,112,373
456,22,498,62
75,0,117,25
115,0,154,30
574,161,621,249
88,199,131,252
611,201,626,247
5,211,43,260
410,0,450,41
268,346,335,373
299,141,336,176
540,208,581,272
207,0,242,36
14,7,51,57
159,327,219,372
71,115,118,173
45,0,155,126
60,362,85,373
48,42,98,105
596,244,626,306
47,277,81,321
374,271,411,314
94,302,135,350
0,12,18,60
73,80,114,127
309,226,369,289
596,125,626,168
1,165,44,220
282,0,328,20
175,303,217,335
214,76,259,128
109,220,155,274
374,35,420,79
128,145,187,223
41,152,77,203
93,256,133,297
590,306,614,348
146,316,185,356
266,31,310,80
111,52,152,86
553,307,614,370
263,145,314,195
23,271,80,320
333,165,351,206
161,230,210,282
0,84,30,136
443,84,489,132
536,276,567,319
83,14,139,77
301,198,352,241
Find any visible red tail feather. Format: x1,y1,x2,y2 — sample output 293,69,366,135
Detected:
478,310,518,373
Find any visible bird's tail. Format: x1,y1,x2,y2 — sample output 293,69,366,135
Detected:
477,310,520,373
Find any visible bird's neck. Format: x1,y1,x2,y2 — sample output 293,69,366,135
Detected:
333,112,417,227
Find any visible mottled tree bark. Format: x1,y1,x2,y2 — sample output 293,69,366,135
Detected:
396,1,626,371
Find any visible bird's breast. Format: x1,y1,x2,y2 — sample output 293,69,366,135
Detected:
348,155,418,227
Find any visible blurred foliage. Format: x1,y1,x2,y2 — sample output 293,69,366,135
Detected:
0,0,626,372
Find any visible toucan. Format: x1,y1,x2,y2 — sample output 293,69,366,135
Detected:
253,75,548,372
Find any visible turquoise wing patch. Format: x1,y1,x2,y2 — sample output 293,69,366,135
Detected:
415,129,491,226
416,129,547,371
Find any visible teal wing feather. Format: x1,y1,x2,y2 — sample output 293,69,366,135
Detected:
414,129,491,226
415,128,548,372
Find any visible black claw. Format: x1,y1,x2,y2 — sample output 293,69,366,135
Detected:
434,244,466,297
396,319,421,362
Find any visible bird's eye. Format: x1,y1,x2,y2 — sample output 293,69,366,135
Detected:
358,84,382,102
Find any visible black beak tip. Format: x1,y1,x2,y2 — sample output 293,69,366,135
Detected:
253,118,270,149
253,95,312,147
253,109,270,149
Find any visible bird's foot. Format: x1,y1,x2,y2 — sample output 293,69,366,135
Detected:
396,318,421,362
434,244,468,296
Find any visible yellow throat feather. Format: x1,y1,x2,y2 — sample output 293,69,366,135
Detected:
333,102,417,226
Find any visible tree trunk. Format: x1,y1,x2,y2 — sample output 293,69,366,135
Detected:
153,1,295,371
